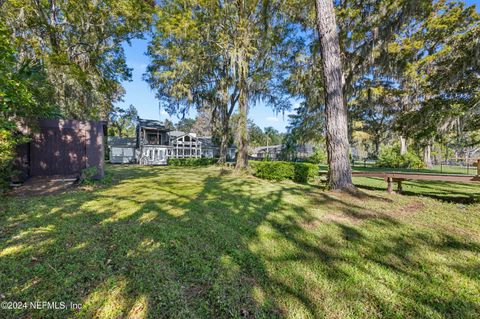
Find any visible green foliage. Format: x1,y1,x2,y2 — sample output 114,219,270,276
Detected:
376,145,424,169
175,118,196,133
80,166,112,186
251,161,294,181
250,161,317,183
108,105,138,137
0,23,27,189
306,148,327,164
389,1,480,147
167,158,218,167
0,21,54,190
2,0,154,119
0,131,18,191
80,167,99,185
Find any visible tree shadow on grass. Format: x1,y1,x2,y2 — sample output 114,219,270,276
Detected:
355,177,480,204
1,166,480,318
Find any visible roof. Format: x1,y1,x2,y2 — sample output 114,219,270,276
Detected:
197,136,236,149
168,131,203,140
168,130,186,138
138,118,170,131
295,144,315,153
252,145,283,153
108,136,136,146
198,137,215,148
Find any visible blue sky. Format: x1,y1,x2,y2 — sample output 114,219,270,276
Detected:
114,0,479,132
115,38,295,132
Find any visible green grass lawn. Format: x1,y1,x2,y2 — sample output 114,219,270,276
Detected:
1,165,480,318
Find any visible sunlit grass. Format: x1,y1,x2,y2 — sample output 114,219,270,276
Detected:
1,164,479,318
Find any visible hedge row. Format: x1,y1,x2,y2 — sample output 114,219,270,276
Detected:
167,158,218,166
250,161,318,183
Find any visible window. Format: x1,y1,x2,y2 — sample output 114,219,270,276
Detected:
147,133,158,144
123,148,133,156
112,148,122,156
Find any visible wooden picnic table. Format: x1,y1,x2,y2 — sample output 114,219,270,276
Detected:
352,161,480,193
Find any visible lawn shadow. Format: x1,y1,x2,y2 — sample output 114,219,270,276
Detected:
1,165,480,318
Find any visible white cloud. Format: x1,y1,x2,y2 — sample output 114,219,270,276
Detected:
159,109,169,116
266,116,279,122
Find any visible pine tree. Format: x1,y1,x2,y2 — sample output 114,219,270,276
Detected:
314,0,353,189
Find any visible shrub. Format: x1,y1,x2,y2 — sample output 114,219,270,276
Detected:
0,129,30,191
167,157,218,167
250,161,293,181
305,148,327,164
80,166,112,186
80,166,98,185
250,161,318,183
293,163,317,183
376,145,424,169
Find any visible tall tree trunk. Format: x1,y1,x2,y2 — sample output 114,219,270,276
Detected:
373,135,381,158
400,136,407,155
217,86,229,164
218,133,228,164
423,143,433,169
314,0,353,190
218,111,229,164
235,85,248,170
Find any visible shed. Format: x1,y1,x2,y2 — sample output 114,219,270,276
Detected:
108,137,137,164
14,119,105,182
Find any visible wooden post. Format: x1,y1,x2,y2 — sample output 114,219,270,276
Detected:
387,177,393,194
396,179,403,194
477,159,480,176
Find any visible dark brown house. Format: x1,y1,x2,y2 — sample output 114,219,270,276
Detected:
14,119,105,182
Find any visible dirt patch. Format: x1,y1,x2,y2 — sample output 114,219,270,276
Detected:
321,214,362,224
184,283,211,299
8,176,78,197
404,201,425,212
302,219,322,229
302,209,379,229
317,200,425,225
389,201,425,217
219,168,233,176
327,188,393,203
321,210,379,225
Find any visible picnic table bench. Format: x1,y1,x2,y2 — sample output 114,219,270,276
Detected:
352,171,480,193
